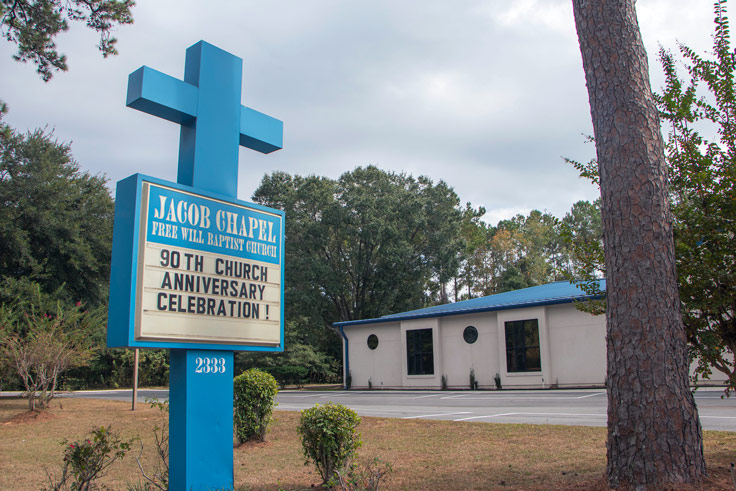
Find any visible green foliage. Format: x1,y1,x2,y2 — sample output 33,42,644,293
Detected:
1,0,135,81
253,165,464,325
233,368,279,443
298,402,362,485
235,323,340,387
267,365,308,389
0,128,115,307
558,199,606,315
456,208,568,300
654,0,736,393
67,349,169,390
44,425,133,491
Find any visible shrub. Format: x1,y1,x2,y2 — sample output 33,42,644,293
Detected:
233,368,279,443
336,457,393,491
44,426,133,490
298,402,362,484
469,368,478,390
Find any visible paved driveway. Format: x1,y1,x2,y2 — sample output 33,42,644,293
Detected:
37,387,736,431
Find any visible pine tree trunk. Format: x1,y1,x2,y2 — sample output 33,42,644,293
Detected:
571,0,706,487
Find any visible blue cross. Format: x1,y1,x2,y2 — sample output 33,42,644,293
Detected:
126,40,283,198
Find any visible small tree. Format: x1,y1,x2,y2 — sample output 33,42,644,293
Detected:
1,289,99,410
298,402,362,485
233,368,279,443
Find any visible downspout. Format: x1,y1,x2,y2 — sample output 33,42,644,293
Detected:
339,325,350,390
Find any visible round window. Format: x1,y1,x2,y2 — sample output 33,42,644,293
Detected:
463,326,478,344
367,334,379,350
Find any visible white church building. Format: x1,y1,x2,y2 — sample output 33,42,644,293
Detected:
335,281,728,390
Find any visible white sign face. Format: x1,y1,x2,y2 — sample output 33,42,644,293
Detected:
133,182,283,346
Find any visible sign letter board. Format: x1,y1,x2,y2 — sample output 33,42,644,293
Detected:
108,174,284,351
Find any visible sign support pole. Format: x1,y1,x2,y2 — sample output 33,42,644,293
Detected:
169,350,234,490
132,348,139,411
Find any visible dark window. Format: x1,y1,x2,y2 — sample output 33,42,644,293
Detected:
505,319,541,373
406,328,434,375
463,325,478,344
367,334,378,350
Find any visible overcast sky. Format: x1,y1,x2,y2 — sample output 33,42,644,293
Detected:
0,0,716,224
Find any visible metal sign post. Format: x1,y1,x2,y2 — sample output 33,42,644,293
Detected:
108,41,284,490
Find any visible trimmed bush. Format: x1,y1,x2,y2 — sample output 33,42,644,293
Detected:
233,368,279,443
298,402,362,484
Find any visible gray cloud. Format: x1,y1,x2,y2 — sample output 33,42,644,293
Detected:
0,0,715,224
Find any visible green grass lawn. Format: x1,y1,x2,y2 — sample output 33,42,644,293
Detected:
1,397,734,490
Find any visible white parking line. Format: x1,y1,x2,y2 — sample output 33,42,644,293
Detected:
442,395,604,401
454,412,518,421
403,412,472,419
576,392,604,399
411,394,445,400
453,411,605,422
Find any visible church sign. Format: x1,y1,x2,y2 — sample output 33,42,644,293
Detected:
109,176,283,348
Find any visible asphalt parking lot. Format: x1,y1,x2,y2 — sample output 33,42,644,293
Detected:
275,388,736,431
55,387,736,431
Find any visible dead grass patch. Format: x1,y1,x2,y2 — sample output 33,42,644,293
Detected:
0,397,734,490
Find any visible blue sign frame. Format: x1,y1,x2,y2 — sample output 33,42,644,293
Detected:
108,173,285,352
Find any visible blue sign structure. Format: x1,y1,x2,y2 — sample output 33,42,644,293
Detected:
108,41,284,490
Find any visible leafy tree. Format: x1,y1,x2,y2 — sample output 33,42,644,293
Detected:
558,200,606,315
572,0,705,486
454,204,493,300
1,0,134,81
456,209,567,299
496,210,565,289
655,0,736,393
253,165,464,333
0,128,114,306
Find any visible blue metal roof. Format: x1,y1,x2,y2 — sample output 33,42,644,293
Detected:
334,279,606,328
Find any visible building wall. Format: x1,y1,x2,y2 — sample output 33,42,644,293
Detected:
345,322,402,389
438,313,499,389
343,302,729,390
545,304,606,387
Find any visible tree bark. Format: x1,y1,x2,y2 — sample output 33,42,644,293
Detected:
571,0,706,487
